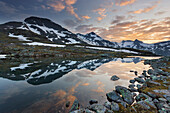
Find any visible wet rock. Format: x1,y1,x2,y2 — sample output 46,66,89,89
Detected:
147,69,155,75
132,92,137,97
130,70,134,72
134,71,138,76
103,101,111,110
129,79,135,83
129,88,138,92
128,84,135,88
66,101,70,107
135,93,152,102
89,104,107,113
106,91,122,102
70,99,80,112
146,92,157,98
147,81,161,86
134,77,145,84
111,102,119,111
137,84,142,89
115,86,134,105
110,75,120,81
85,109,95,113
120,100,128,108
158,98,167,102
89,99,98,105
137,99,157,110
138,75,145,78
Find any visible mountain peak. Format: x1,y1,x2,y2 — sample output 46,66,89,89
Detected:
134,39,143,43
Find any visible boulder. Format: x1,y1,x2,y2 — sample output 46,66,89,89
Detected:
134,77,145,84
111,102,119,111
89,99,98,105
129,79,135,83
110,75,120,81
106,91,122,102
135,93,152,102
115,86,134,105
70,99,80,112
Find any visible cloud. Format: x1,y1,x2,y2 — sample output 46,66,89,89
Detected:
93,8,107,21
0,1,17,14
98,17,170,43
63,19,77,27
47,0,80,20
48,0,65,12
75,24,100,33
82,15,91,19
116,0,136,6
111,16,126,24
155,11,166,15
128,0,160,14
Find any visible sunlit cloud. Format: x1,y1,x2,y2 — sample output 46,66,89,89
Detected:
75,24,100,33
93,8,107,21
82,15,91,20
98,17,170,43
129,0,160,14
116,0,136,6
48,0,65,12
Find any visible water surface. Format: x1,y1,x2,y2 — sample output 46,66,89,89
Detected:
0,57,158,113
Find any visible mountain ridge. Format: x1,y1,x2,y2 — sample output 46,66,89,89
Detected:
0,16,169,56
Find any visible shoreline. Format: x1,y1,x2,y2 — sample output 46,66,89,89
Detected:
70,57,170,113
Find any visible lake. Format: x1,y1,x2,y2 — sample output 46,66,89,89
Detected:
0,56,160,113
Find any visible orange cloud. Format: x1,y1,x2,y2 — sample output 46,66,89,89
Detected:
116,0,136,6
129,1,160,14
82,15,91,19
93,8,106,21
81,83,90,86
66,6,80,20
48,1,65,12
65,0,77,5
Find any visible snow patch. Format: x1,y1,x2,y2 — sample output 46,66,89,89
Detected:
0,55,6,59
8,33,32,42
25,42,66,47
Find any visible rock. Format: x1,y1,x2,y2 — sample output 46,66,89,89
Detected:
135,93,152,102
89,99,98,105
138,75,145,78
137,99,157,110
66,101,70,107
70,99,80,112
134,71,138,76
129,88,138,92
106,91,122,102
134,77,145,84
128,84,135,88
158,98,167,102
85,109,95,113
129,79,135,83
130,70,134,72
120,100,128,108
103,101,111,110
111,102,119,111
132,93,137,97
155,102,167,110
137,84,142,89
147,81,161,86
153,99,159,103
147,69,155,75
115,86,134,105
110,75,120,81
89,104,107,113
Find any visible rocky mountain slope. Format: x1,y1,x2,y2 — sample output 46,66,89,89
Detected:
0,16,169,56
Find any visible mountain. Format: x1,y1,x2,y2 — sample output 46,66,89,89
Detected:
77,32,119,48
0,16,169,56
119,39,170,56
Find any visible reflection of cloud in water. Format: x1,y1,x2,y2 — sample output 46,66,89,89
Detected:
81,83,90,86
92,81,105,93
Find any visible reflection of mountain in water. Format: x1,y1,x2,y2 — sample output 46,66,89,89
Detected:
0,57,142,85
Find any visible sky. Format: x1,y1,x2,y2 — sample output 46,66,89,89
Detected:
0,0,170,43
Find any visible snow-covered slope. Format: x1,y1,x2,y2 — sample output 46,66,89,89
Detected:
119,39,170,56
77,32,119,48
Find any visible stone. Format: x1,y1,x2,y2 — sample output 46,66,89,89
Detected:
129,88,138,92
134,71,138,76
103,101,111,110
138,75,145,78
147,69,154,75
110,75,120,81
70,99,80,112
137,84,142,89
153,99,159,103
134,77,145,84
106,91,122,102
128,84,135,88
89,104,107,113
135,93,152,102
111,102,119,111
129,79,135,83
66,101,70,107
89,99,98,105
158,98,167,102
115,86,134,105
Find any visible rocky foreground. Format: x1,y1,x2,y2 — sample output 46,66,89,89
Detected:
69,57,170,113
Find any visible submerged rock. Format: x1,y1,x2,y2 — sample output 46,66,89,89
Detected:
130,79,135,83
70,99,80,112
110,75,120,81
66,101,70,107
115,86,134,105
89,104,107,113
89,99,98,105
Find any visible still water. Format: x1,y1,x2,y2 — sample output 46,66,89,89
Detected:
0,56,159,113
